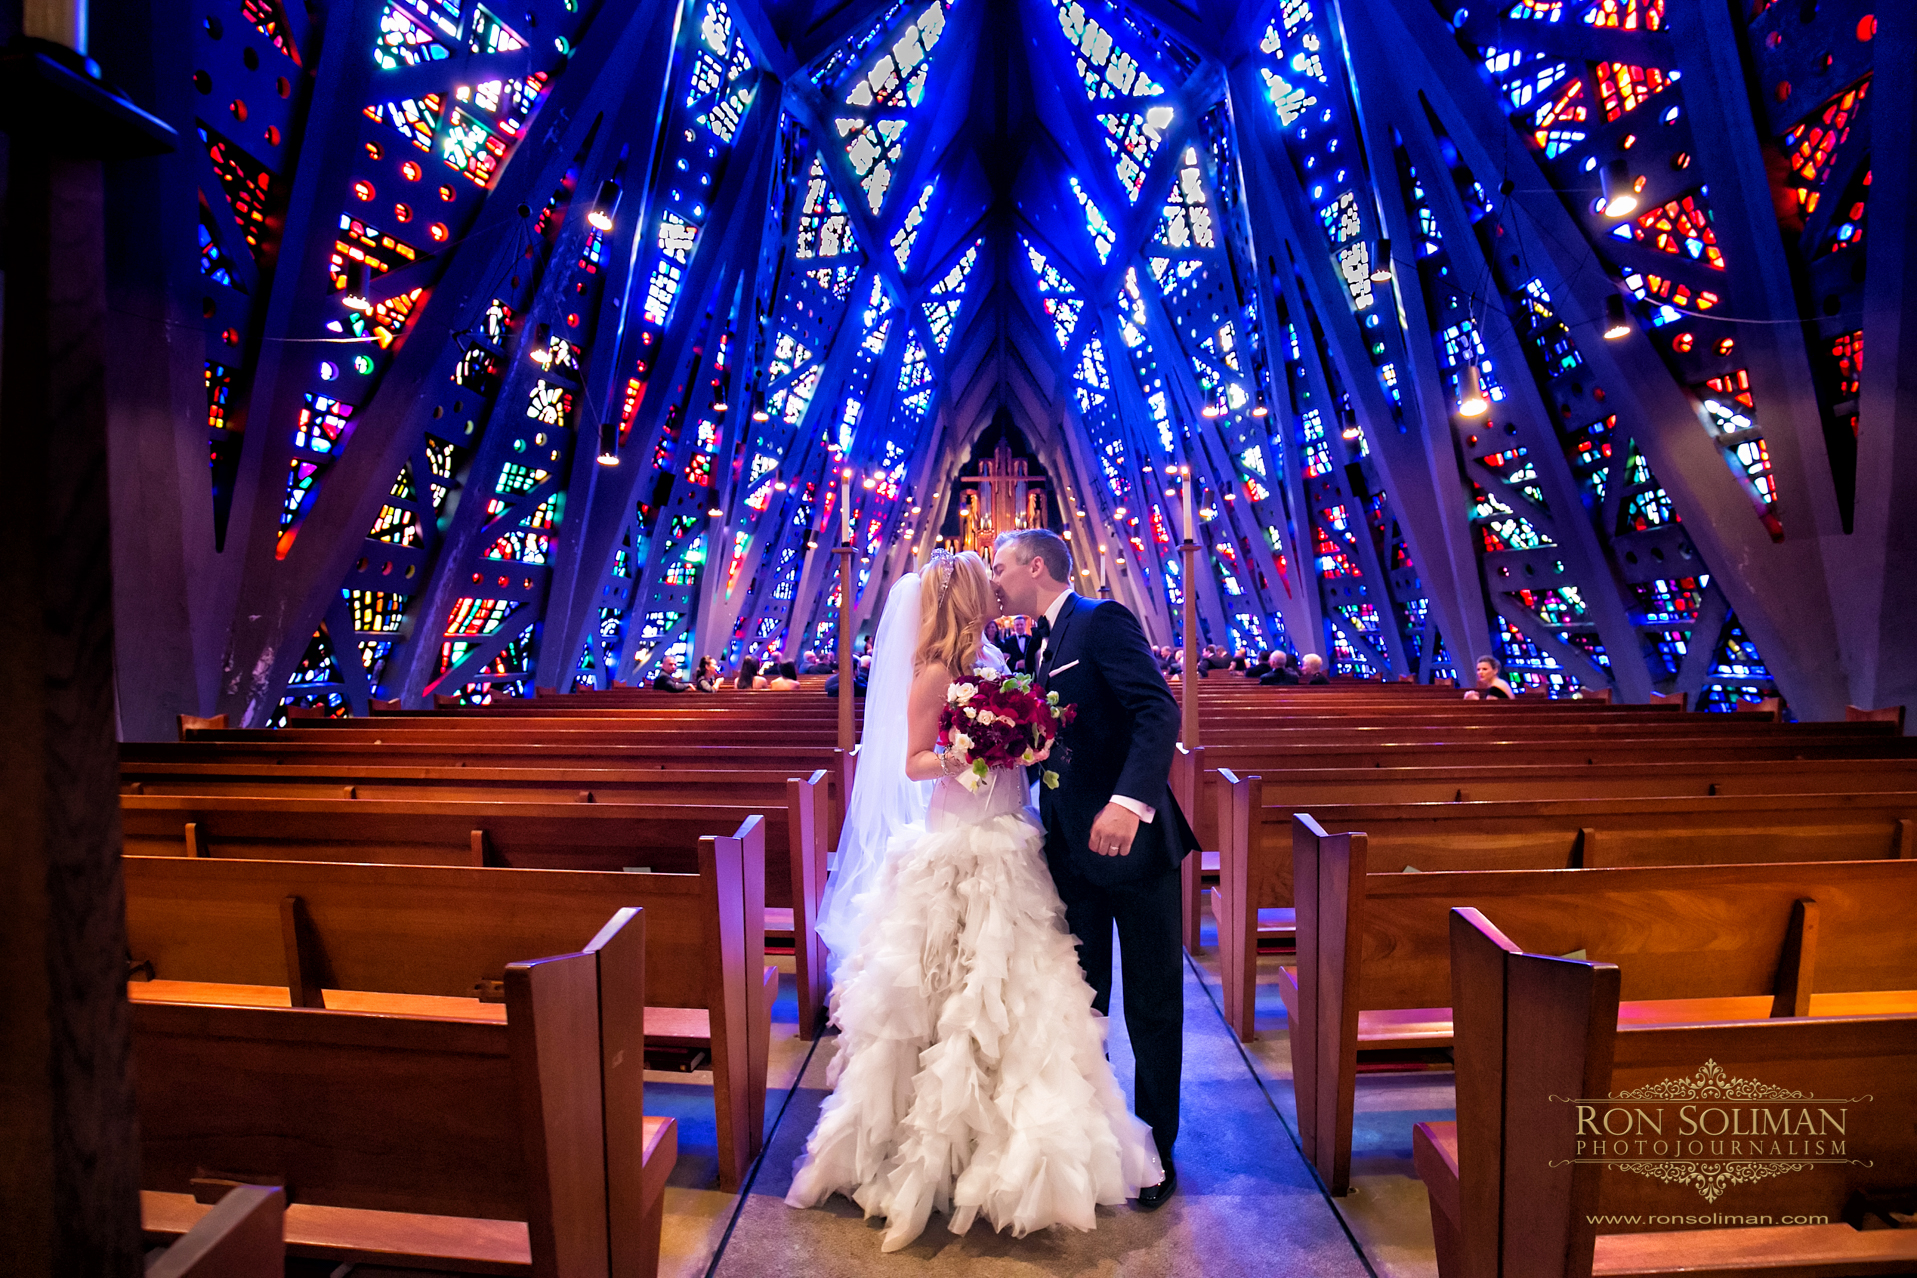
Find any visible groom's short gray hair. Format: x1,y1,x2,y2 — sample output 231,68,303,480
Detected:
995,529,1072,584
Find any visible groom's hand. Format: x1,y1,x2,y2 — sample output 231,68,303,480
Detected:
1090,803,1141,857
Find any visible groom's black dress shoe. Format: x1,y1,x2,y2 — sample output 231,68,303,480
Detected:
1137,1163,1176,1211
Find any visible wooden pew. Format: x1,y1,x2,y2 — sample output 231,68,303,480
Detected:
119,769,834,1040
1178,742,1917,955
124,836,765,1192
1417,907,1917,1277
144,1184,283,1278
1281,823,1917,1194
1213,771,1917,1035
135,903,677,1274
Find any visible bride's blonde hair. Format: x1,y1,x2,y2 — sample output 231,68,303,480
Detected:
916,550,993,674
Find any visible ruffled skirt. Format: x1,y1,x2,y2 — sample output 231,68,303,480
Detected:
784,797,1163,1251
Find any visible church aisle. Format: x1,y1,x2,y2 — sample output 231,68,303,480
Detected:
709,953,1376,1276
1186,915,1444,1278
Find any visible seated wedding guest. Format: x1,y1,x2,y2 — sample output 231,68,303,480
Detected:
1230,647,1251,672
734,656,770,690
1244,650,1270,678
1463,653,1516,700
801,648,835,674
824,663,868,698
768,660,802,690
1299,653,1330,685
1259,651,1299,686
692,655,721,693
652,654,693,693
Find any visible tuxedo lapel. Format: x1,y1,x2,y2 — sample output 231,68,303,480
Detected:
1038,593,1083,687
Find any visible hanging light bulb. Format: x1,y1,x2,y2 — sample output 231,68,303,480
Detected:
587,177,621,232
596,418,620,466
1251,389,1269,418
1341,422,1363,441
342,259,372,313
1603,294,1633,340
529,322,553,366
1457,361,1491,417
750,387,769,422
710,379,728,415
1369,238,1393,283
1600,158,1640,219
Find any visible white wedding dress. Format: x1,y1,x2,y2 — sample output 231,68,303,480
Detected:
784,758,1164,1251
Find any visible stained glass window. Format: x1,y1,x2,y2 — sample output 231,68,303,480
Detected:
921,241,979,351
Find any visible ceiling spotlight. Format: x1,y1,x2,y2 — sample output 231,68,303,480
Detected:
750,387,770,422
1458,362,1491,418
596,418,620,466
1600,158,1640,219
1369,238,1393,283
587,177,621,232
342,259,373,312
1603,294,1633,340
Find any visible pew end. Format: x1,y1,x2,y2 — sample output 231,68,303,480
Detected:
1849,704,1908,733
1214,768,1262,1042
1172,744,1212,953
177,713,227,739
789,769,831,1039
1427,904,1917,1278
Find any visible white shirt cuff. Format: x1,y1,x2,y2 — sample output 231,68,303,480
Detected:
1110,794,1156,823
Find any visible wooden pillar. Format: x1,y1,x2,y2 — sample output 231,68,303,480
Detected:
835,546,856,752
1181,539,1200,747
0,40,176,1277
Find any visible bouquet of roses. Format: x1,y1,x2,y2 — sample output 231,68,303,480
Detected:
937,669,1076,793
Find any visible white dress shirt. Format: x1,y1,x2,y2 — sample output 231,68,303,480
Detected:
1035,590,1156,825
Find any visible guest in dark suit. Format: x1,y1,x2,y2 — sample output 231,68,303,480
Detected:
1300,652,1331,684
1259,651,1299,685
651,654,692,693
999,615,1039,673
990,529,1200,1211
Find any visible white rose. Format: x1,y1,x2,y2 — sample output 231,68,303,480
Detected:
964,706,978,719
976,710,995,726
952,682,977,705
948,731,973,755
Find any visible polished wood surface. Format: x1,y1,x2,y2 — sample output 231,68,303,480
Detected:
1418,908,1917,1277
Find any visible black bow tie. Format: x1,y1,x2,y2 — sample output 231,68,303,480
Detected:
1029,616,1051,645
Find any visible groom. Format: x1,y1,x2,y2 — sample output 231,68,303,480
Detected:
991,529,1199,1209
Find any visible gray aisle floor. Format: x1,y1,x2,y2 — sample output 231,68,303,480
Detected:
706,937,1381,1277
1183,921,1447,1278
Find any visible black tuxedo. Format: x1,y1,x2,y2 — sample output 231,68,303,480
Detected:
1035,593,1198,1161
1000,631,1039,674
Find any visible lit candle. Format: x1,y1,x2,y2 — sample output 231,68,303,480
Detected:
840,468,852,544
1180,467,1194,544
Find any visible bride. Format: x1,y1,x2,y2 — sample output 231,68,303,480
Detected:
784,549,1163,1251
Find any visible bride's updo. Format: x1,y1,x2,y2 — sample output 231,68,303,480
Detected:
916,550,992,674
